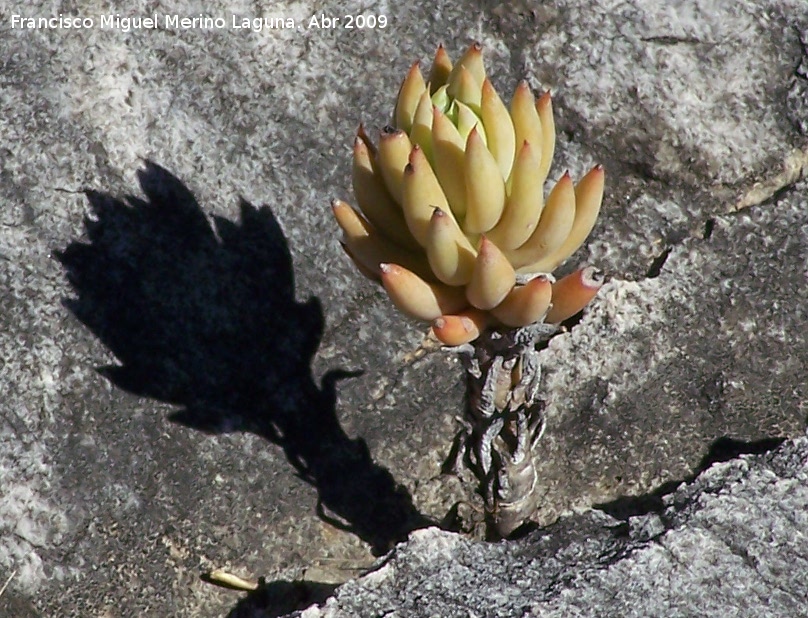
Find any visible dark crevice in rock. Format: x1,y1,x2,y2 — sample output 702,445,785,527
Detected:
702,217,715,240
595,435,786,520
645,247,671,278
639,35,716,47
557,309,586,331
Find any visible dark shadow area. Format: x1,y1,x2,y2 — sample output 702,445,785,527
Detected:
229,581,338,618
596,435,786,520
217,579,338,618
57,162,431,564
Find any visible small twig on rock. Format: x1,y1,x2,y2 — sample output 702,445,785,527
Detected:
0,569,17,598
206,569,259,591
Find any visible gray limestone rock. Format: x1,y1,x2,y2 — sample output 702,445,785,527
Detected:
524,180,808,526
1,0,807,616
288,434,808,617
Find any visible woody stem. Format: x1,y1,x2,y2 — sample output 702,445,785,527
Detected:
453,322,558,537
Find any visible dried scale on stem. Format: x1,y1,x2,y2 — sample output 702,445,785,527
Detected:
332,43,606,537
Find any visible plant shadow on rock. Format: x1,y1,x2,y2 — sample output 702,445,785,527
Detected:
57,162,431,616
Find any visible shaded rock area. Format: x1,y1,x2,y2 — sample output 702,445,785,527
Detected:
1,0,807,616
290,433,808,618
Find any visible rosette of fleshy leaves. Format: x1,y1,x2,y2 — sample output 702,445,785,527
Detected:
333,43,605,345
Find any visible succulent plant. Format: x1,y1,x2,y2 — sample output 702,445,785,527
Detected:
333,43,606,537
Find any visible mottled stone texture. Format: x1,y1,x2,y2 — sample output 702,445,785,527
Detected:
528,184,808,525
291,434,808,618
1,0,806,616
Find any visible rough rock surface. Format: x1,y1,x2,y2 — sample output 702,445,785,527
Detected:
290,433,808,618
1,0,806,616
526,181,808,526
